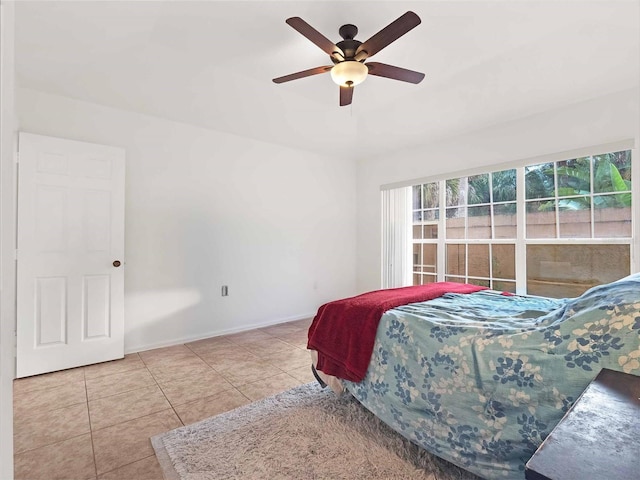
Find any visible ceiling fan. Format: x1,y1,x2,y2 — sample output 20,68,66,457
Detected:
273,11,425,106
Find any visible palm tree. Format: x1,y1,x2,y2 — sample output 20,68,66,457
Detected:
491,169,517,202
525,162,555,200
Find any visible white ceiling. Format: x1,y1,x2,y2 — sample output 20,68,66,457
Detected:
14,0,640,161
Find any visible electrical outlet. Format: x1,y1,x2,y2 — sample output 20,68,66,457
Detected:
221,285,228,296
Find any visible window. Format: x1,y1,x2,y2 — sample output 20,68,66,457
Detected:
399,146,636,297
524,151,632,239
412,182,439,285
524,150,632,296
412,170,518,291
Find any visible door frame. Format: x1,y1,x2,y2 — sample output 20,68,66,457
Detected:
0,1,16,477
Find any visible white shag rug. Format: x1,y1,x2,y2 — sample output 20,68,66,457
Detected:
151,382,481,480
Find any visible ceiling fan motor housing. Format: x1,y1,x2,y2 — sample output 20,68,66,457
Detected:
333,24,364,64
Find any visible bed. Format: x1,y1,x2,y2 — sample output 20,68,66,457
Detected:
308,273,640,479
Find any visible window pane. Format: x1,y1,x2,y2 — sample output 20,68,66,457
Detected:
444,276,466,284
446,178,464,207
469,278,490,288
593,151,632,194
494,203,516,238
467,206,491,239
492,244,515,279
493,280,516,293
558,197,591,238
446,208,465,239
423,224,438,239
468,174,490,204
446,244,466,276
422,244,437,274
614,150,632,179
412,244,421,274
446,206,465,218
594,199,631,238
492,169,516,202
526,200,556,238
413,183,440,223
418,274,437,285
413,225,423,239
557,196,590,210
423,209,439,221
594,192,632,209
414,243,437,275
412,185,422,209
526,244,630,297
525,163,555,199
422,182,439,208
556,157,590,197
468,244,489,277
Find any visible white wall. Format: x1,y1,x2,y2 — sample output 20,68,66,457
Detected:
0,2,15,477
356,88,640,293
17,88,357,352
15,85,639,354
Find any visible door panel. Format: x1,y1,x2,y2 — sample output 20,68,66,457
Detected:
35,277,67,345
83,275,110,339
17,132,125,378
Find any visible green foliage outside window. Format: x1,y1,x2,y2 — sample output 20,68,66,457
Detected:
527,151,631,211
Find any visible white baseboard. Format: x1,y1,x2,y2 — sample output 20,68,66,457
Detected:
126,312,315,355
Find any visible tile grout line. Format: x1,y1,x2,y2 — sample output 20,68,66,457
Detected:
94,453,158,479
151,345,255,423
86,382,157,403
177,339,306,410
84,368,100,480
13,431,94,457
150,362,186,427
186,333,313,389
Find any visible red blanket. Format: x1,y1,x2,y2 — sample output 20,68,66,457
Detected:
307,282,487,382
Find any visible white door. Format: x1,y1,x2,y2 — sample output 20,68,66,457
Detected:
16,132,125,378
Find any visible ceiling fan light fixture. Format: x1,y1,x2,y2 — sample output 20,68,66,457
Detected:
330,61,368,87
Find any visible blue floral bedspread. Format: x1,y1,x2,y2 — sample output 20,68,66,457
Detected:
344,273,640,479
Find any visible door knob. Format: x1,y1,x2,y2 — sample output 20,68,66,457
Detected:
113,260,121,267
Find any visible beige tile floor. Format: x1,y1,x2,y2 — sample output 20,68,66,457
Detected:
13,318,316,480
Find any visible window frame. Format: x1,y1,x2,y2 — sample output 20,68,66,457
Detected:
390,141,639,295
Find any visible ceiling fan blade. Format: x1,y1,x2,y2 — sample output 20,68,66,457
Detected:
357,11,421,58
272,65,333,84
339,86,354,106
366,62,425,84
286,17,344,59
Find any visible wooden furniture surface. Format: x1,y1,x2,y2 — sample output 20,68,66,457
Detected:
525,368,640,480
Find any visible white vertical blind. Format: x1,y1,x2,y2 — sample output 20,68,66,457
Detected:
632,148,640,273
381,186,412,288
